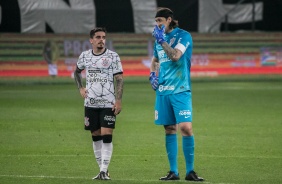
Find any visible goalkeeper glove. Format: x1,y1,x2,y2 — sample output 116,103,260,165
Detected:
149,72,159,91
152,25,166,44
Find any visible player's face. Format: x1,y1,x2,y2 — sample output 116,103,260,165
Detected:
90,31,106,50
155,17,171,32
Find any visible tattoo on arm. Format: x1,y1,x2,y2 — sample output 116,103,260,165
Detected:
74,67,83,89
162,42,178,61
150,57,159,72
115,74,124,101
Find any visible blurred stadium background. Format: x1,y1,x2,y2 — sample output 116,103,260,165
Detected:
1,1,282,184
0,0,282,78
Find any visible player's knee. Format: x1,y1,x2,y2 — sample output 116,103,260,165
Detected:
92,135,102,142
91,129,101,136
164,125,177,134
180,125,193,136
102,134,112,143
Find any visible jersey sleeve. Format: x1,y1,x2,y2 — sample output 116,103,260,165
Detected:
77,52,85,70
113,53,123,74
175,32,192,54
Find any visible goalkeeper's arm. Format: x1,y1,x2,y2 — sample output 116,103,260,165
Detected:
149,57,159,91
150,57,159,73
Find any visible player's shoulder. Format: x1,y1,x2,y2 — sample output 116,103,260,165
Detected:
80,49,92,56
176,28,192,43
176,28,191,37
105,49,120,57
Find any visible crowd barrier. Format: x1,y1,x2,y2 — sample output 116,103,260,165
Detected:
0,32,282,77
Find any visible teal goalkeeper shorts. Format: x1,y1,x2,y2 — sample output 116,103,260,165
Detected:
154,91,192,125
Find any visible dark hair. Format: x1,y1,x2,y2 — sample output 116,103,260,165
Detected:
155,7,178,29
90,27,107,38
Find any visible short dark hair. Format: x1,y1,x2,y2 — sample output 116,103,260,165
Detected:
90,27,107,38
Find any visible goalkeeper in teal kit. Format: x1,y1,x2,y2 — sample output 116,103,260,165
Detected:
150,7,204,181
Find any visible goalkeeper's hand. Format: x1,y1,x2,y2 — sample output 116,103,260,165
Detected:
152,25,166,44
149,72,159,91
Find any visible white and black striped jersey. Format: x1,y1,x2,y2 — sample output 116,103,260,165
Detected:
77,49,123,108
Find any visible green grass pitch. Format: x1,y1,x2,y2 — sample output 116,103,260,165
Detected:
0,76,281,184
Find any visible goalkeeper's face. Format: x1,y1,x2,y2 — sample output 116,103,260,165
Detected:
155,17,172,33
90,31,106,50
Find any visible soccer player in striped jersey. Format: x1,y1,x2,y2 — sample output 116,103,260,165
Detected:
150,7,204,181
74,27,123,180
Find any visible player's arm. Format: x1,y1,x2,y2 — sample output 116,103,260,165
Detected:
113,73,123,115
150,56,159,72
74,66,87,98
114,73,123,101
161,43,183,62
152,25,184,62
149,57,159,90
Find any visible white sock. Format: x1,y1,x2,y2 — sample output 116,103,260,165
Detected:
100,142,113,172
93,140,102,168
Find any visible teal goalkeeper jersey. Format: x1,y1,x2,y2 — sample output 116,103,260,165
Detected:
153,27,193,96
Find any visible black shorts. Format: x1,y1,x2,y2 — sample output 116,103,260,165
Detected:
84,107,116,131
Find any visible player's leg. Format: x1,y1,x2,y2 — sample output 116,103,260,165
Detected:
181,124,203,181
172,92,204,181
91,132,102,177
84,107,104,180
98,108,115,180
91,129,103,180
159,125,180,180
155,95,180,180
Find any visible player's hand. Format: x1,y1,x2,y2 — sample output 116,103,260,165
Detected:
112,100,122,115
149,72,159,91
79,88,88,98
152,25,165,44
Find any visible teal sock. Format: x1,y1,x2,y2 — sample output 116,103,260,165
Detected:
182,135,195,175
165,134,178,175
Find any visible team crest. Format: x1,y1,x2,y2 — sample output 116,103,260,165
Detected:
84,117,90,126
169,37,176,46
102,58,109,66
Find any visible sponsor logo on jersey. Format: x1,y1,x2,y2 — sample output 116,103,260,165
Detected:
159,57,170,64
89,70,101,73
158,50,170,64
89,98,108,104
158,50,166,58
158,85,175,92
104,115,115,122
89,78,108,83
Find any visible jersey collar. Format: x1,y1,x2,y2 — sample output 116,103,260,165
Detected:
92,48,107,56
